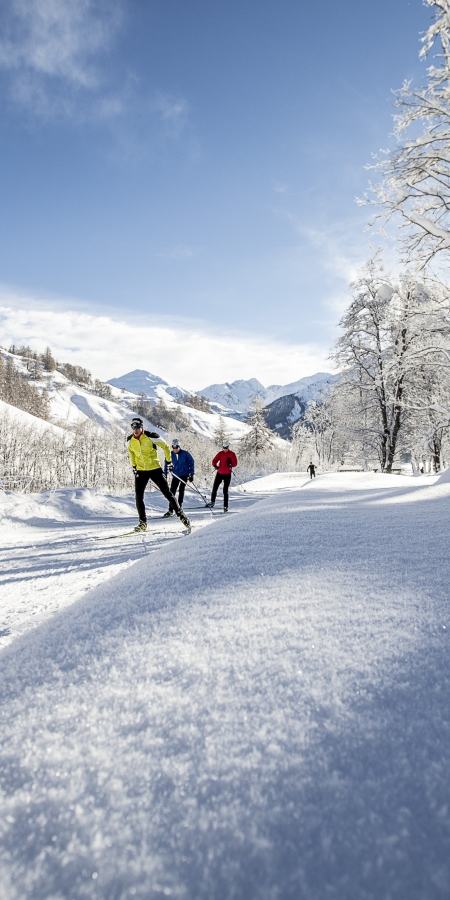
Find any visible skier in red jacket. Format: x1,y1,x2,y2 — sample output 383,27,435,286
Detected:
210,441,238,512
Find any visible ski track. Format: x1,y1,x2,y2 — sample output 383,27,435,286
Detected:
0,473,449,899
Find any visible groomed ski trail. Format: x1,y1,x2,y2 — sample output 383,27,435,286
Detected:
1,473,450,899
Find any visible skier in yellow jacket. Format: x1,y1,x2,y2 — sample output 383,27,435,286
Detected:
127,417,191,532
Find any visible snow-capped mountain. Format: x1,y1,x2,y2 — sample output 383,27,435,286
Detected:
107,369,187,403
266,373,338,405
200,373,337,414
198,378,268,415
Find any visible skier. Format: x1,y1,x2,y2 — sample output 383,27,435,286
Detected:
163,438,195,516
210,441,238,512
307,461,316,479
127,418,191,531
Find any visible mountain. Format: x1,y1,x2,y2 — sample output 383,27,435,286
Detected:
199,372,338,433
107,369,187,402
1,352,258,444
265,373,338,405
197,378,267,415
262,394,307,440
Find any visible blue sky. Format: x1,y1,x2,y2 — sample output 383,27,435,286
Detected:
0,0,434,388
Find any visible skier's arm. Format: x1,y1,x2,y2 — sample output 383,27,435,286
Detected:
164,452,174,476
212,452,220,468
128,442,137,469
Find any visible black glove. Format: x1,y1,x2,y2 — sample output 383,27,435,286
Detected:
227,459,232,468
133,467,138,477
188,473,194,482
167,462,174,473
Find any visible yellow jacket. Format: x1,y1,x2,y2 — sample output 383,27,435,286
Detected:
127,432,171,471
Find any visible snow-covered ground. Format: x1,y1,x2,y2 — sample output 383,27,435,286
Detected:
1,472,449,899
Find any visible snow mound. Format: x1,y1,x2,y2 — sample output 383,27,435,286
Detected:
1,475,450,897
0,487,135,529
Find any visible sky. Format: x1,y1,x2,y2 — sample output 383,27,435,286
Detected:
0,0,434,390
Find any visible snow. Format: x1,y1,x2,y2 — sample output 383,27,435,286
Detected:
200,373,338,415
1,473,449,899
0,399,66,437
1,353,253,441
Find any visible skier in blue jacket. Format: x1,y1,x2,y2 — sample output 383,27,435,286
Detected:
163,438,195,516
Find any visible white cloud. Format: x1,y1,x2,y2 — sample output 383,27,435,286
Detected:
0,292,334,391
0,0,121,88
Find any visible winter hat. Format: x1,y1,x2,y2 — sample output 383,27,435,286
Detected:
223,441,230,448
131,417,143,429
172,438,180,447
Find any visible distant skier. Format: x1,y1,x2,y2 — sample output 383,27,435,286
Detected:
307,462,316,479
127,418,191,531
210,441,238,512
163,438,195,516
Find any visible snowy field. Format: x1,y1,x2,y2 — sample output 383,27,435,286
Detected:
1,472,450,899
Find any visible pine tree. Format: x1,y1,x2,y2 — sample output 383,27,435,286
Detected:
239,397,275,461
41,347,56,372
213,415,231,447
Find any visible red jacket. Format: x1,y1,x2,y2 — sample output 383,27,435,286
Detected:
212,450,238,474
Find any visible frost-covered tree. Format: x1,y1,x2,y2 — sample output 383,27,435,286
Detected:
1,353,50,420
239,397,275,463
365,0,450,265
213,415,232,448
41,346,56,372
292,393,348,471
333,256,450,471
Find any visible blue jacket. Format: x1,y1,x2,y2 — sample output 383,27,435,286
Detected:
165,448,195,479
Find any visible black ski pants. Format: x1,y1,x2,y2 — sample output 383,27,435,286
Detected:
211,472,231,508
134,468,181,522
169,475,186,511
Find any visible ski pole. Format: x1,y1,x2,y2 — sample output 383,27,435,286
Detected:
167,472,211,509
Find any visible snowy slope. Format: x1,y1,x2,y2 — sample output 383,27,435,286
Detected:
0,398,65,437
1,353,250,441
0,472,449,899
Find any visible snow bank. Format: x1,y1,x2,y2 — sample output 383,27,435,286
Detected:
0,475,449,898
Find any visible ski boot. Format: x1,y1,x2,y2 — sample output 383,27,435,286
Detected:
223,507,228,513
178,511,191,531
163,510,174,518
134,521,147,532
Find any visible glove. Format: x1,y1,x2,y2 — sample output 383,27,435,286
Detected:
133,467,138,477
167,462,174,473
227,459,232,469
188,474,194,482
